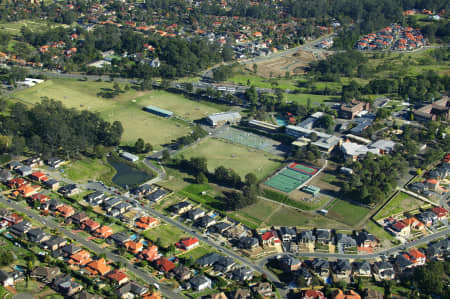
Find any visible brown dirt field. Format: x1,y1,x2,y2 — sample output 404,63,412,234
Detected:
255,50,329,78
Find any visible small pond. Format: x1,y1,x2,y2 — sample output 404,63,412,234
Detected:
108,158,152,188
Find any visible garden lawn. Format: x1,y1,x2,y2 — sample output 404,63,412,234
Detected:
374,191,425,221
229,73,298,90
178,245,216,261
143,224,188,248
176,137,283,179
62,158,115,183
327,199,370,226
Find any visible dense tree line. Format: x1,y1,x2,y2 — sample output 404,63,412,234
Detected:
400,260,450,298
0,98,123,157
342,154,408,205
308,51,368,81
173,125,208,150
169,155,259,210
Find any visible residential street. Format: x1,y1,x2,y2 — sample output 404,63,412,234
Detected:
0,196,186,299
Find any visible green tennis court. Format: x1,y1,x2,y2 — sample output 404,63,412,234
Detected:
264,167,313,193
264,173,302,193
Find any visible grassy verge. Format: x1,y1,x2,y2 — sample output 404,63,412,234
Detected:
373,191,425,221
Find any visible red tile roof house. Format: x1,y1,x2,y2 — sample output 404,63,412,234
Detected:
82,218,101,233
29,171,48,182
93,226,113,239
139,245,160,262
261,230,280,247
431,207,448,220
69,250,92,266
408,248,426,266
303,289,325,299
56,205,75,218
176,238,199,251
86,258,111,276
155,257,175,273
30,193,50,204
135,216,159,230
124,241,144,255
106,269,129,285
7,177,27,189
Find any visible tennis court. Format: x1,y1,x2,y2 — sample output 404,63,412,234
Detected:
264,167,313,193
264,173,303,193
288,162,318,175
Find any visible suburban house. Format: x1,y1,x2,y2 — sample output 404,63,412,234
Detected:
186,208,205,221
140,245,160,262
196,253,224,267
71,212,89,225
86,258,111,276
82,218,101,232
332,289,361,299
106,270,129,286
336,234,357,253
93,226,113,239
124,241,144,255
352,261,372,276
373,261,395,280
9,221,32,237
109,232,131,246
260,230,281,247
42,236,67,251
17,166,32,176
135,216,159,230
278,255,301,272
356,231,378,250
302,289,325,299
333,259,352,278
407,248,426,265
229,267,253,281
252,282,273,298
84,191,106,206
47,157,66,169
431,207,449,220
176,237,199,251
53,275,83,297
56,205,75,218
58,184,80,197
189,275,211,291
115,281,148,298
27,228,50,244
279,227,297,243
69,250,92,266
0,169,13,182
237,236,260,250
212,256,235,274
29,171,48,182
155,257,175,273
31,267,60,284
172,265,192,281
298,230,316,252
170,201,192,215
61,244,81,257
311,259,330,276
195,215,216,229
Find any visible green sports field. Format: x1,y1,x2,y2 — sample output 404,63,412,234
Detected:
176,137,283,179
11,79,223,148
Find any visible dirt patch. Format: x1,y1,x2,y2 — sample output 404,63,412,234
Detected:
254,50,329,78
